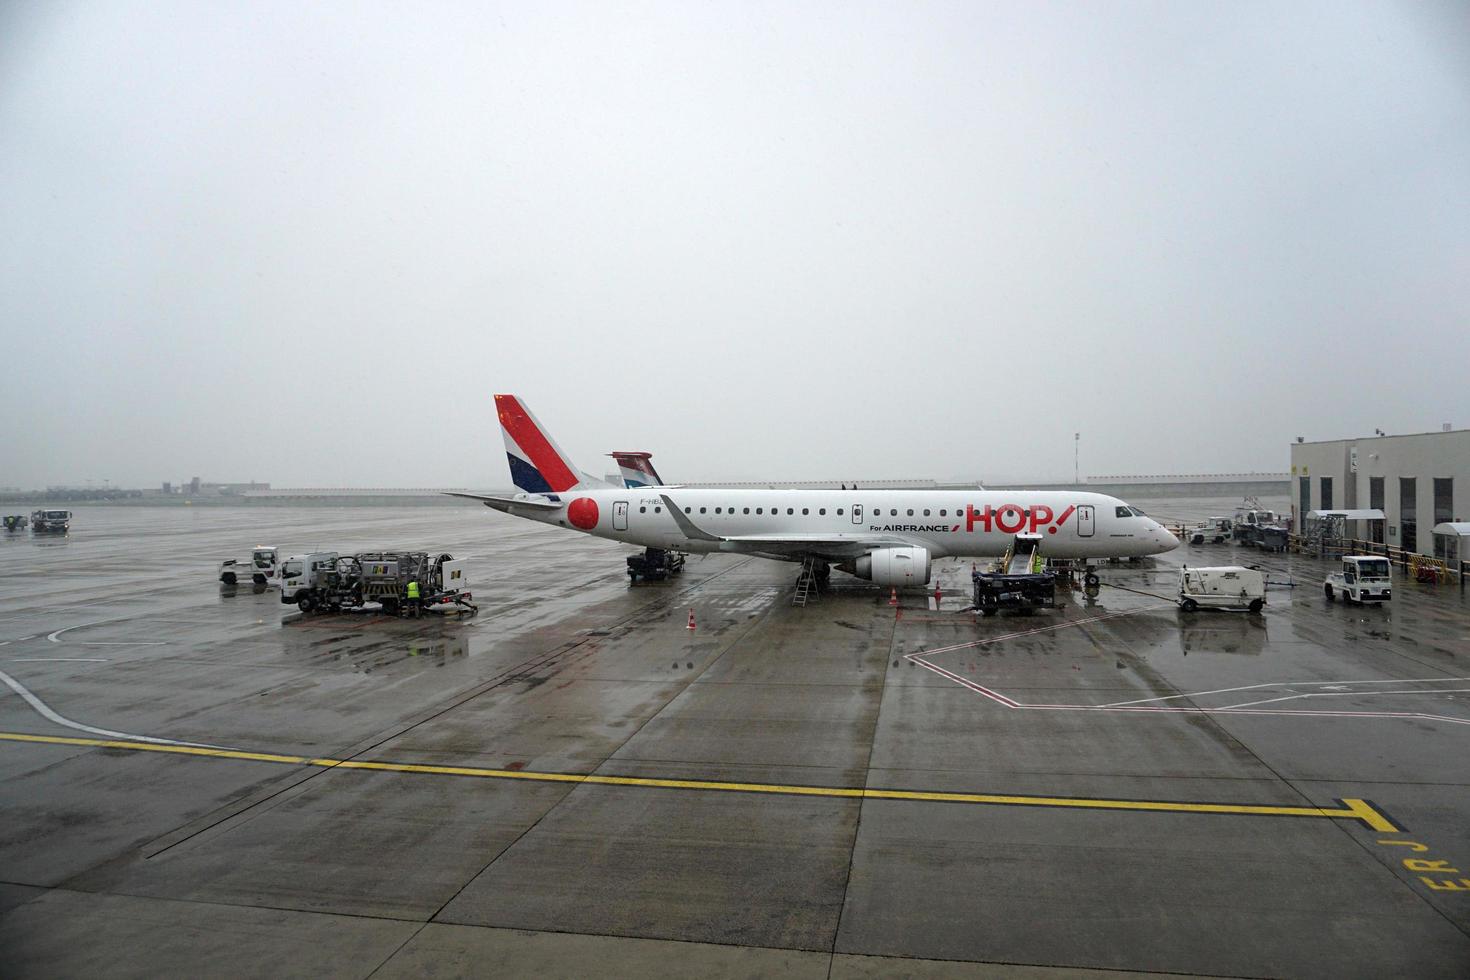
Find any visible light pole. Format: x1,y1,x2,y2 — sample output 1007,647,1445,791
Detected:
1074,432,1080,485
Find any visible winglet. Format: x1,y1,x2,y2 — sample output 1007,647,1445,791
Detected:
659,494,723,543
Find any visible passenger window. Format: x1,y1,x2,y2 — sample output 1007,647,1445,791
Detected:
802,508,809,515
743,507,750,514
940,509,947,517
837,508,844,516
654,507,661,513
891,509,898,517
684,507,691,514
756,508,763,514
787,508,794,515
639,506,646,513
700,507,707,514
819,508,826,515
923,509,930,517
715,507,722,514
907,509,914,517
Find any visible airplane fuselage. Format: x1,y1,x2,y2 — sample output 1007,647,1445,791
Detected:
498,488,1178,561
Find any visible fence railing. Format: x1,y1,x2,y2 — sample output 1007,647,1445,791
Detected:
1288,535,1466,590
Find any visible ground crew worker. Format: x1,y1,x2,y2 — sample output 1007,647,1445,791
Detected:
407,579,421,617
1032,552,1044,574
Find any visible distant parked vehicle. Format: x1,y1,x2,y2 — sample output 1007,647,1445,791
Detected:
3,515,28,531
30,509,71,533
219,546,279,585
1324,556,1392,604
1232,501,1289,551
1178,566,1265,613
1187,517,1232,545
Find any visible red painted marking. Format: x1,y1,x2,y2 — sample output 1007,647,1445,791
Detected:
495,395,579,492
995,504,1026,534
567,497,599,529
1028,504,1054,533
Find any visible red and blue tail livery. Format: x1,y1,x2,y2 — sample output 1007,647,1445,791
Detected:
495,394,587,495
609,451,666,489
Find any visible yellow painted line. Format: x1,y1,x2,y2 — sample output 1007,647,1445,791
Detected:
0,731,1401,831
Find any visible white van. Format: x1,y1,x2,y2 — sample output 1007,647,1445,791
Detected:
1178,566,1265,613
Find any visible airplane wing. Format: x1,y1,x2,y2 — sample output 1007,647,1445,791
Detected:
442,492,563,511
658,494,921,559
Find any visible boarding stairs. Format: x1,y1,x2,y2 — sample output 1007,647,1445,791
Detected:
793,555,820,607
1003,534,1044,575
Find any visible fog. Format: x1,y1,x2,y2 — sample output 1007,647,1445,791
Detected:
2,1,1467,489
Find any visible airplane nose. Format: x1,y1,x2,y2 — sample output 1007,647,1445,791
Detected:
1156,523,1181,552
1158,520,1181,552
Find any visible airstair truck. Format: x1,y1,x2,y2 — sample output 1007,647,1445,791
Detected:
972,533,1057,616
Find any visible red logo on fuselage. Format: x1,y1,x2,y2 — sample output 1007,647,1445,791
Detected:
567,497,599,530
966,504,1076,535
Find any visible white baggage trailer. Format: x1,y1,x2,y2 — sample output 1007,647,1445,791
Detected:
1178,566,1265,613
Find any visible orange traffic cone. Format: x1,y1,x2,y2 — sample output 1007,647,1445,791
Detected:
686,608,696,631
889,587,898,607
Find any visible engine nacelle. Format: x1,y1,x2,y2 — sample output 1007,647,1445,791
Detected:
840,546,931,587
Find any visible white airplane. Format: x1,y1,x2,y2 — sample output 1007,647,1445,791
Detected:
451,395,1179,587
609,451,665,489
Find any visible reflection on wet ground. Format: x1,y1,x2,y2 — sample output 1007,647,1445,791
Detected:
0,500,1467,977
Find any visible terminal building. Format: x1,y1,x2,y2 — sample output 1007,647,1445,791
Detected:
1290,426,1470,562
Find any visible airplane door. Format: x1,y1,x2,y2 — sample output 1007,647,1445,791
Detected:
1077,504,1095,537
613,501,628,531
852,503,863,525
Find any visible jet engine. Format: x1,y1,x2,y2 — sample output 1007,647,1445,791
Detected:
838,547,931,587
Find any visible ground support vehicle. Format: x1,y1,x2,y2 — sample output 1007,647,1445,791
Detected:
1324,556,1392,604
219,546,279,585
1178,566,1265,613
972,534,1057,616
30,509,71,533
1232,502,1289,551
281,551,475,616
626,548,685,582
3,515,27,531
1187,518,1232,545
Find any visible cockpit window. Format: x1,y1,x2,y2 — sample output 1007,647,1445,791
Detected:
1116,506,1132,518
1130,507,1146,517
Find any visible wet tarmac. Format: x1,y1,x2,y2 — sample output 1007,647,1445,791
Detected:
1,501,1468,978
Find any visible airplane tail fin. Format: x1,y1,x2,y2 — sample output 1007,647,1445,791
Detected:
609,451,666,489
495,394,604,494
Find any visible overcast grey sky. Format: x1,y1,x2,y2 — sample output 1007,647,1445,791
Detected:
2,1,1466,489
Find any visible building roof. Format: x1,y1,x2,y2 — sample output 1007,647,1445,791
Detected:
1306,509,1385,521
1432,522,1470,537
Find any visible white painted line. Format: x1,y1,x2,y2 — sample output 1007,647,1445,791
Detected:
1220,688,1470,710
0,667,226,749
905,609,1470,730
1103,676,1470,708
11,659,110,663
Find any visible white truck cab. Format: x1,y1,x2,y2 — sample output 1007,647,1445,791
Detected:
279,552,340,607
219,546,279,585
1325,556,1392,604
1178,566,1265,613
